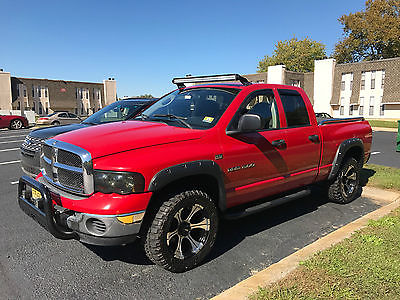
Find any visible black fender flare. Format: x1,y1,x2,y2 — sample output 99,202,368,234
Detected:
328,138,364,180
148,160,227,212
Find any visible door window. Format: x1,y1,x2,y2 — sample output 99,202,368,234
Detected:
278,89,310,127
230,89,280,131
59,113,68,118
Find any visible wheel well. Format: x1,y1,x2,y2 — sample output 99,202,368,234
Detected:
138,174,220,237
343,146,364,166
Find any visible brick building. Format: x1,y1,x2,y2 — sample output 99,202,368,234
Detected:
0,70,117,116
244,57,400,119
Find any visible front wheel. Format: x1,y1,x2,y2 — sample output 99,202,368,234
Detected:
9,119,23,130
144,190,218,272
52,121,60,126
328,157,360,204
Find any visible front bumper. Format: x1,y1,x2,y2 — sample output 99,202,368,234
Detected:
18,176,145,246
20,148,41,177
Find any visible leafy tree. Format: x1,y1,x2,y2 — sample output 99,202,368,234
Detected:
258,37,327,73
138,94,154,98
334,0,400,63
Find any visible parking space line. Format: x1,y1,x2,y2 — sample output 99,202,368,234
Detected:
0,135,27,139
0,148,19,152
371,151,381,155
11,181,19,185
0,160,21,165
0,140,24,144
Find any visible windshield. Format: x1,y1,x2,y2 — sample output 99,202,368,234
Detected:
46,113,57,117
135,88,239,129
83,101,148,124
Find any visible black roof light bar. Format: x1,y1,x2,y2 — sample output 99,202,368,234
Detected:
172,74,251,89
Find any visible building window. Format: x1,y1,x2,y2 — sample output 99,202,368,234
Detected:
350,80,353,91
39,103,43,115
32,86,35,97
340,106,344,115
361,72,365,90
380,104,385,116
341,81,345,91
371,71,376,89
291,80,300,87
23,88,27,97
45,87,48,97
349,106,353,115
381,70,385,89
369,96,374,116
359,97,364,115
32,102,36,112
38,86,41,97
17,101,21,110
81,106,84,115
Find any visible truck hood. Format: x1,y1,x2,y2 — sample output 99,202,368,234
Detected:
53,120,205,158
30,123,90,139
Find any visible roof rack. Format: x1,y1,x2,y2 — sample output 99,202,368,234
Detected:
172,74,251,89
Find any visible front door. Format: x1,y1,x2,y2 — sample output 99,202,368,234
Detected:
219,89,289,208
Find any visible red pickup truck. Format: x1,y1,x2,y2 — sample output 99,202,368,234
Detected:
18,74,372,272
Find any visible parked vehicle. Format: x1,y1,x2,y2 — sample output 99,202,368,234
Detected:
36,111,81,126
20,98,156,177
18,74,372,272
0,114,29,130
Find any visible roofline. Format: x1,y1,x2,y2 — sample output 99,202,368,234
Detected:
336,56,400,67
11,76,104,85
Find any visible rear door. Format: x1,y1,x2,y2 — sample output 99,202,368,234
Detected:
276,89,321,189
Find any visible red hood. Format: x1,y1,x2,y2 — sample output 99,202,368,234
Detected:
54,120,205,158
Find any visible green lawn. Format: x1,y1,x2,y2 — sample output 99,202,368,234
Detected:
361,164,400,192
367,119,398,129
251,164,400,300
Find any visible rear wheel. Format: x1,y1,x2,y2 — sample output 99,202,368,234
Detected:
328,157,360,204
144,189,218,272
9,119,23,130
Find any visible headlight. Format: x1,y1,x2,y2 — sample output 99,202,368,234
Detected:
94,170,145,194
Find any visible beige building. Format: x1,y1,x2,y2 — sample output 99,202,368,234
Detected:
0,69,117,116
244,57,400,119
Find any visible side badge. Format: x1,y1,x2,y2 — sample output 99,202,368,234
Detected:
215,154,223,160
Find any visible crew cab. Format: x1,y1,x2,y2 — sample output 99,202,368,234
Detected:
18,74,372,272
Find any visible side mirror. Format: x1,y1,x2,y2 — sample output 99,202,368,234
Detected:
238,114,261,132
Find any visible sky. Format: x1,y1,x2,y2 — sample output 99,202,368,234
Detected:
0,0,367,98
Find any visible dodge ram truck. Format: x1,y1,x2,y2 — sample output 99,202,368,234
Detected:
18,74,372,272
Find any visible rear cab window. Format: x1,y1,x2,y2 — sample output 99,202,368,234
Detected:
278,89,310,128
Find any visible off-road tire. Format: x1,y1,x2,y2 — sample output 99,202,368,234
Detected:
9,119,23,130
328,157,360,204
144,189,218,272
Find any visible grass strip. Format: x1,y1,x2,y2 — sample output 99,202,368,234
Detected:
250,164,400,300
361,164,400,192
367,119,398,129
251,208,400,300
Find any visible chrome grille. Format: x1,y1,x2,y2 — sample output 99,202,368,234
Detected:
58,149,82,167
40,139,93,195
58,168,84,190
21,135,44,153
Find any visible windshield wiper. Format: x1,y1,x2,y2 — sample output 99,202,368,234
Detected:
135,113,149,120
152,114,192,129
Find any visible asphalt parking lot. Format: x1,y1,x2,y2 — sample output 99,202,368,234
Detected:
0,128,392,299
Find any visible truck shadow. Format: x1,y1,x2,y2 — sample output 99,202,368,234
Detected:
85,187,335,267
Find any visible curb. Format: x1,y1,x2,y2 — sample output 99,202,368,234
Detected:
372,126,398,132
211,187,400,300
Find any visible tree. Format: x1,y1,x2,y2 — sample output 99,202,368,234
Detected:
257,37,327,73
138,94,154,98
333,0,400,63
